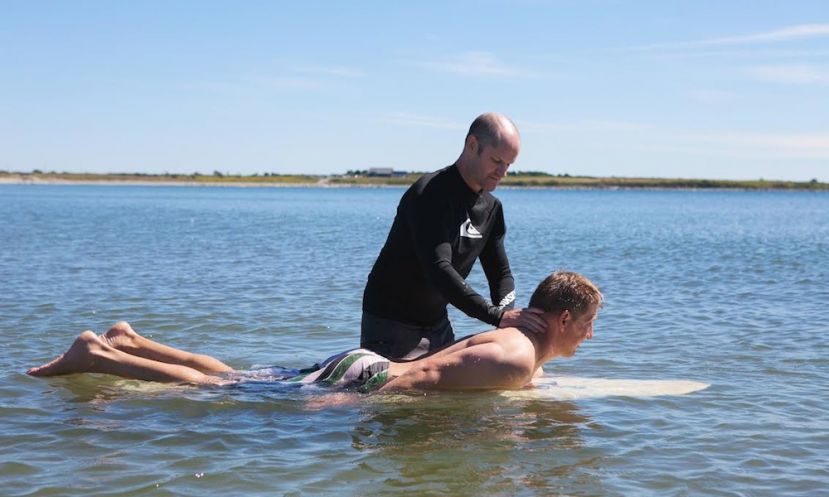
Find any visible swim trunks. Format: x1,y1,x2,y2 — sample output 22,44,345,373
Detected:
240,349,391,392
360,311,453,360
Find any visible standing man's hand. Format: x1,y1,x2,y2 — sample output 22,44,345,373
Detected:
499,307,547,334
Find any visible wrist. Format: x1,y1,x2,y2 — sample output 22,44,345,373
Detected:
494,306,507,326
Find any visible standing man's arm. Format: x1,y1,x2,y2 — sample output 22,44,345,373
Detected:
408,197,506,326
479,207,547,334
429,240,508,324
408,195,545,332
479,204,516,311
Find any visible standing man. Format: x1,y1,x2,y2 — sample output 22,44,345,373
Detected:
361,113,545,360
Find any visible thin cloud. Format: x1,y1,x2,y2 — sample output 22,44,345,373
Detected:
183,64,365,94
244,64,366,90
177,76,328,94
687,89,740,103
247,75,328,90
520,118,652,133
631,23,829,51
666,131,829,160
296,65,365,78
525,118,829,160
642,47,829,62
417,51,527,77
378,113,465,130
747,64,829,84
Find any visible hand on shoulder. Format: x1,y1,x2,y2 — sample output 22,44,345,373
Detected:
499,307,547,335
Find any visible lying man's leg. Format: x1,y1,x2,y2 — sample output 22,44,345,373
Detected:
27,331,226,384
100,321,233,374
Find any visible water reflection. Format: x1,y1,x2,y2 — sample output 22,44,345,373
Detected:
346,394,607,495
353,395,589,448
54,375,192,405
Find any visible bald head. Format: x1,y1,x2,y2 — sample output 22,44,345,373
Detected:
456,113,521,192
466,113,520,155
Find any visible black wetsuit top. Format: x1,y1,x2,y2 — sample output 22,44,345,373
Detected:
362,164,516,327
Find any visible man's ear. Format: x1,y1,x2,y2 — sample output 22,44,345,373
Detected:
559,309,571,327
466,134,478,154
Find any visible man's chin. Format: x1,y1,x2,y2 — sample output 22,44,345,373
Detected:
483,179,502,192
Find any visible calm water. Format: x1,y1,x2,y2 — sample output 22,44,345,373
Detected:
1,184,827,496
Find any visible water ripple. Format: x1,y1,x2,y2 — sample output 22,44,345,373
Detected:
1,186,827,495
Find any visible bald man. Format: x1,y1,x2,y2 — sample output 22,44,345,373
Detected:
361,113,546,360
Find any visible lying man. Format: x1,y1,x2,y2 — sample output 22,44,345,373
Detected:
28,271,602,392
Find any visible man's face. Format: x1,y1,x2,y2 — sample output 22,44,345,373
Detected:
560,305,598,357
468,137,520,192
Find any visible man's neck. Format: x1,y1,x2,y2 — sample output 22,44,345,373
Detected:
519,328,558,368
454,159,481,193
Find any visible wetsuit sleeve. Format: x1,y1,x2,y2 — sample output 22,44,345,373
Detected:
407,196,506,326
479,205,516,313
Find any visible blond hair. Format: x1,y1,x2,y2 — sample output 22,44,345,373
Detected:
528,271,603,317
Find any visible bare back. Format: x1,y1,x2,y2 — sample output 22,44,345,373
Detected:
382,327,539,391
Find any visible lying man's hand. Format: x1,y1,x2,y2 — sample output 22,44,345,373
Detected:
499,307,547,335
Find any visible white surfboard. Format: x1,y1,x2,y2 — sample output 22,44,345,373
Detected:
501,376,709,400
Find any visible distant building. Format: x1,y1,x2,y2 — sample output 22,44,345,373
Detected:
367,168,394,177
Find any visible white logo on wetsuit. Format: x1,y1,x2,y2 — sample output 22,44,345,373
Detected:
460,217,482,238
498,290,515,307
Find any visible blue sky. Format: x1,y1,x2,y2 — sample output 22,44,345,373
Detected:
1,1,827,181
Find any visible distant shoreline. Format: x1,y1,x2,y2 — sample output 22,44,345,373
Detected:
1,172,826,191
0,175,325,188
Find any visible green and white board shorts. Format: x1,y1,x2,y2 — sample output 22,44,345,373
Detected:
242,348,391,392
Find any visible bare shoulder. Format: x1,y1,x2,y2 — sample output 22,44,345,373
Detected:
465,329,537,376
467,327,535,354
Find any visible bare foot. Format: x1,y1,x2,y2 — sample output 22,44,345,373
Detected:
100,321,140,351
28,331,106,377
